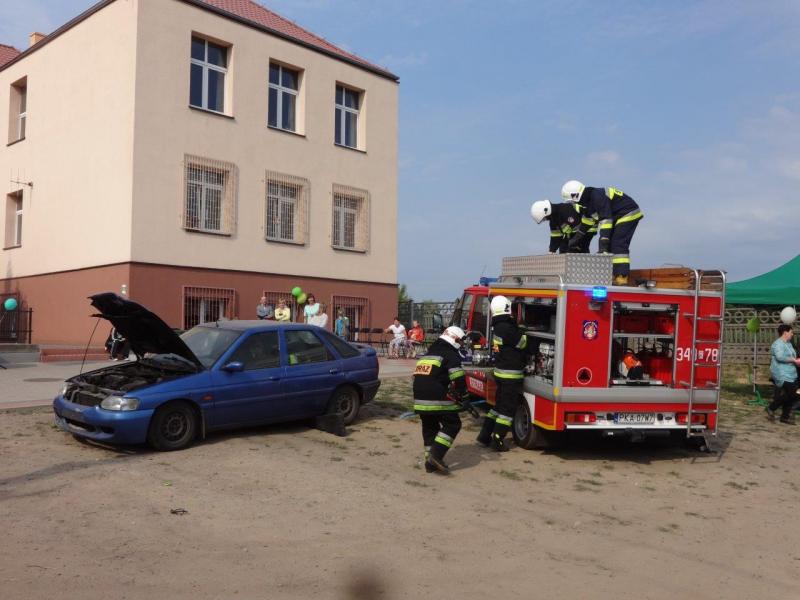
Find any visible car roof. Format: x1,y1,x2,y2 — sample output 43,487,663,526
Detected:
196,320,320,332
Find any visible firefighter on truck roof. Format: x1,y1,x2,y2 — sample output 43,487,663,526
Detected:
413,326,468,474
561,180,644,285
530,199,595,253
477,296,527,452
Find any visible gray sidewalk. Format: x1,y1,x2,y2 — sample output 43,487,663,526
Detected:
0,357,413,410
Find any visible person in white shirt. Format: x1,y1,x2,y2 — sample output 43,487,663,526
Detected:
303,294,320,323
385,317,407,358
309,302,329,330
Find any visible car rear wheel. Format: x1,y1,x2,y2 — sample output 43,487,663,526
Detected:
147,401,197,451
328,386,360,426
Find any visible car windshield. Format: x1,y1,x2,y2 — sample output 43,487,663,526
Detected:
180,327,242,368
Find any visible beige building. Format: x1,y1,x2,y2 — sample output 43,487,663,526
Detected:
0,0,399,347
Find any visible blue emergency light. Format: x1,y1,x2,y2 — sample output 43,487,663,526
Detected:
591,286,608,302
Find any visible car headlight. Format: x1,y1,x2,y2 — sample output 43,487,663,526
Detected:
60,384,69,397
100,396,140,411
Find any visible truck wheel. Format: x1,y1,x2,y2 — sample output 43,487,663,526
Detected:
147,401,197,451
513,400,545,449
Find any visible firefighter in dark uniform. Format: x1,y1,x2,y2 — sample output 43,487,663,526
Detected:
530,199,595,253
561,180,644,285
413,326,468,474
477,295,527,452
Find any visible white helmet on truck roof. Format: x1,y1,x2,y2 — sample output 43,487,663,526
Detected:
561,180,585,203
440,325,466,348
530,199,552,224
490,295,512,317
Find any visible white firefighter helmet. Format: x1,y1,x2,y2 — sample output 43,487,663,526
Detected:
530,199,552,224
440,325,466,348
561,180,585,203
490,295,512,317
780,306,797,325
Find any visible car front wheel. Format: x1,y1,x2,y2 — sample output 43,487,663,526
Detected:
328,386,361,425
147,401,198,451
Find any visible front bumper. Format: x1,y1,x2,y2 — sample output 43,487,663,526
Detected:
53,394,154,445
361,380,381,404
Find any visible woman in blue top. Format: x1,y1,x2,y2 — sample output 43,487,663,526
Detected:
767,324,800,424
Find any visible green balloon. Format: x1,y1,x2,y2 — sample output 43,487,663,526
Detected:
3,298,17,311
745,317,760,333
291,286,302,298
297,293,307,304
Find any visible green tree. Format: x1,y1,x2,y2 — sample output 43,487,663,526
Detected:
398,283,412,303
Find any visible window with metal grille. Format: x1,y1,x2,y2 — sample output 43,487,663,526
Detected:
335,84,360,148
332,184,369,252
268,63,299,132
265,171,309,244
183,155,237,235
182,286,236,330
190,37,228,113
332,295,369,340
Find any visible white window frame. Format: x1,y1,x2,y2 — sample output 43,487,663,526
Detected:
265,171,309,245
17,86,26,141
183,155,237,236
187,166,224,233
335,85,360,149
267,182,298,242
14,195,22,247
190,37,228,113
268,63,298,132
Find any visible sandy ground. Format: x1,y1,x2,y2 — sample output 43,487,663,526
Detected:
1,377,798,600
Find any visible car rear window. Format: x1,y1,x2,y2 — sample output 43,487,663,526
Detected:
320,331,360,358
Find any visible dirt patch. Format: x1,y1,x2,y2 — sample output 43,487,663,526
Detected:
1,378,798,599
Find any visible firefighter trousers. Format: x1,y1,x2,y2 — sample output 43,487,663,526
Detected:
420,411,462,461
610,218,641,278
478,378,522,443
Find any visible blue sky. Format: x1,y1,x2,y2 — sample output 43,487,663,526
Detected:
3,1,799,300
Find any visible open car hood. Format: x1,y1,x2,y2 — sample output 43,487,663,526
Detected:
89,292,204,370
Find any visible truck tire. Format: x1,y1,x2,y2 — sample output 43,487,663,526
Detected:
513,399,548,449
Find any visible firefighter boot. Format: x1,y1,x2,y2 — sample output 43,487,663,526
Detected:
614,275,629,286
424,447,436,472
427,443,451,474
476,414,496,447
490,432,510,452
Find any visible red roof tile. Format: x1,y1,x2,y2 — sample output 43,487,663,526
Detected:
195,0,396,80
0,44,21,68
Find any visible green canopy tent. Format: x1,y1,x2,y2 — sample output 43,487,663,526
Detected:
726,255,800,305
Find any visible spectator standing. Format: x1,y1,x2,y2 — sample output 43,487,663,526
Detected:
385,317,407,358
304,294,320,323
310,302,329,329
274,299,291,322
334,309,351,339
256,296,274,320
767,324,800,424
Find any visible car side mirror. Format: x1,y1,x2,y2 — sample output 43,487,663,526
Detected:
221,361,244,373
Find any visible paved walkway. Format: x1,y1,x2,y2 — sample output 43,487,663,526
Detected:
0,357,414,410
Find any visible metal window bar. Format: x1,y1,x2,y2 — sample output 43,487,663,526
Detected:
262,290,298,322
332,295,369,341
183,155,237,235
0,298,32,344
264,171,309,245
182,286,236,330
332,184,369,252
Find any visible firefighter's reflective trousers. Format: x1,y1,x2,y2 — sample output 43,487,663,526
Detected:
419,411,462,461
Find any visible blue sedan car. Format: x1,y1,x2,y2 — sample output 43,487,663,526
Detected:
53,293,380,450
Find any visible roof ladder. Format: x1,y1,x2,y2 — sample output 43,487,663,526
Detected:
680,269,727,448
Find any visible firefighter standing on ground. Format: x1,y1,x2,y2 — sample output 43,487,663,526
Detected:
530,199,595,253
561,180,643,285
413,326,468,474
477,296,527,452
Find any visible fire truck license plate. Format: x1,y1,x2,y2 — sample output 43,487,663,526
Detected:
615,413,655,425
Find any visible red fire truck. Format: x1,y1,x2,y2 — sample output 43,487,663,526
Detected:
452,255,726,450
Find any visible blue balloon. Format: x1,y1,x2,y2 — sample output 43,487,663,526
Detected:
3,298,18,311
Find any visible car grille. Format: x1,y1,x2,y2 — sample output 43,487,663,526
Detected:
70,390,104,407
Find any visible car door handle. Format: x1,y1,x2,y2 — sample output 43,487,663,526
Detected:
329,368,340,374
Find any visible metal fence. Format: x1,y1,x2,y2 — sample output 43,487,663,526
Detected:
397,301,456,333
0,307,32,344
723,306,797,367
